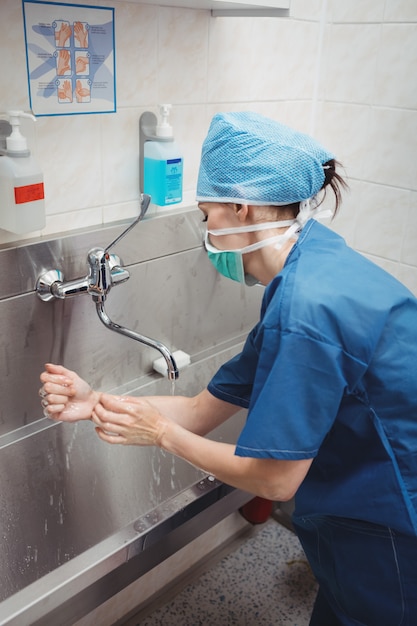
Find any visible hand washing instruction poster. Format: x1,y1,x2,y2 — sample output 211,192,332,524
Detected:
23,1,116,116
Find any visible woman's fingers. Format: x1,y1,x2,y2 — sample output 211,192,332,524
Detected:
44,363,74,377
40,372,73,388
91,395,164,447
99,393,152,416
92,408,126,444
39,379,74,418
40,381,74,397
40,364,77,394
91,406,122,431
94,426,125,445
46,403,67,416
42,401,67,419
94,394,140,423
45,392,73,405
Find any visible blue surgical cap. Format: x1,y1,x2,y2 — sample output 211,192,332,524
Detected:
196,111,335,205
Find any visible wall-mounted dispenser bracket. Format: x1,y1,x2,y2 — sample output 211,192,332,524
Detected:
139,111,172,194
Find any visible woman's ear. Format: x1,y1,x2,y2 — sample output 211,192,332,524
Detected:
234,203,250,222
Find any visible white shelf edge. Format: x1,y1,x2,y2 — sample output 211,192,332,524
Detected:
121,0,290,16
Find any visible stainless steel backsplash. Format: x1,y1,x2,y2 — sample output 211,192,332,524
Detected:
0,208,262,437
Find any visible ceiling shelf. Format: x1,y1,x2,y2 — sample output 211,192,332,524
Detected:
124,0,290,17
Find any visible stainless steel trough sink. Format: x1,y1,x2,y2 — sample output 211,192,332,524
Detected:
0,349,252,626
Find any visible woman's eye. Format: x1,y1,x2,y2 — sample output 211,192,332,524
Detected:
201,215,208,223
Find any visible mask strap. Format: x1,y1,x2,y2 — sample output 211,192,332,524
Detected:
296,197,333,228
208,219,296,236
206,198,333,253
273,221,301,250
204,230,290,255
269,198,331,252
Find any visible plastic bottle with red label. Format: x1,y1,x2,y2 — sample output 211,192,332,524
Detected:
0,111,45,234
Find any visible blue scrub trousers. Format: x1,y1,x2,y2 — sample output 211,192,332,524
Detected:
292,515,417,626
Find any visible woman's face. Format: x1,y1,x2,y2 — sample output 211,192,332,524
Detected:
198,202,252,251
198,201,299,286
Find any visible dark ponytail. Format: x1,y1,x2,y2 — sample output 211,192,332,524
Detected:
321,159,348,215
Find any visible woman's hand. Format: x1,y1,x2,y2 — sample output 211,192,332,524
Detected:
91,394,169,446
39,363,100,422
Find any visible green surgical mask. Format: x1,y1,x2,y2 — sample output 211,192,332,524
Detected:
204,219,296,286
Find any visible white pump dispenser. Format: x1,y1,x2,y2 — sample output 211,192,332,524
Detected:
156,104,173,138
0,111,45,234
144,104,183,207
7,111,31,155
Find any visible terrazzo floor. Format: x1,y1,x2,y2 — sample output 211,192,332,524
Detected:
124,516,317,625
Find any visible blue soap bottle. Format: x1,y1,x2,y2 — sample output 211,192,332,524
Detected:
144,104,183,207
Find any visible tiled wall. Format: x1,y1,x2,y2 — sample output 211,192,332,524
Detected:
317,0,417,294
0,0,416,292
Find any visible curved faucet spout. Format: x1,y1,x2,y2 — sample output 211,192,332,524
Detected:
96,302,179,381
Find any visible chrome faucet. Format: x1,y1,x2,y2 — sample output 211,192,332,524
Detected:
36,194,179,380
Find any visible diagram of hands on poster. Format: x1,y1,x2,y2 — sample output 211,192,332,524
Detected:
55,21,90,104
23,1,115,116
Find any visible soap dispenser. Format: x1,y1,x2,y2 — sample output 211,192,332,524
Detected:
0,111,45,234
142,104,183,207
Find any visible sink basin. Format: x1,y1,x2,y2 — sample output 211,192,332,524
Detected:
0,348,252,626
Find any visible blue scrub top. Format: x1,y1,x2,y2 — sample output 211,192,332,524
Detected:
208,220,417,535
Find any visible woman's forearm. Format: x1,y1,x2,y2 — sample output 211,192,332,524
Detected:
158,419,312,501
145,388,240,436
90,391,312,500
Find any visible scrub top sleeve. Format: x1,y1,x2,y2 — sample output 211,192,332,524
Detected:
236,328,365,460
207,326,260,408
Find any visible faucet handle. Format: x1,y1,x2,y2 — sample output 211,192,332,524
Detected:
105,193,151,253
87,248,130,302
109,256,130,285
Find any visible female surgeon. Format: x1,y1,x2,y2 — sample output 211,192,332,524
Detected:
40,112,417,626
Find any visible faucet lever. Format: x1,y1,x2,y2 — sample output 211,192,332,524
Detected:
105,193,151,254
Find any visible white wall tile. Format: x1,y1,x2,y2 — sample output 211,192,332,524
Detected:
327,178,361,248
328,0,385,23
315,102,373,182
36,115,103,216
353,183,409,262
114,3,158,108
207,17,319,103
0,0,30,113
322,24,380,105
101,107,142,205
374,24,417,109
165,104,208,194
366,108,417,191
384,0,417,22
207,17,262,103
102,200,141,224
157,8,209,104
290,0,325,22
42,206,103,235
402,191,417,266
